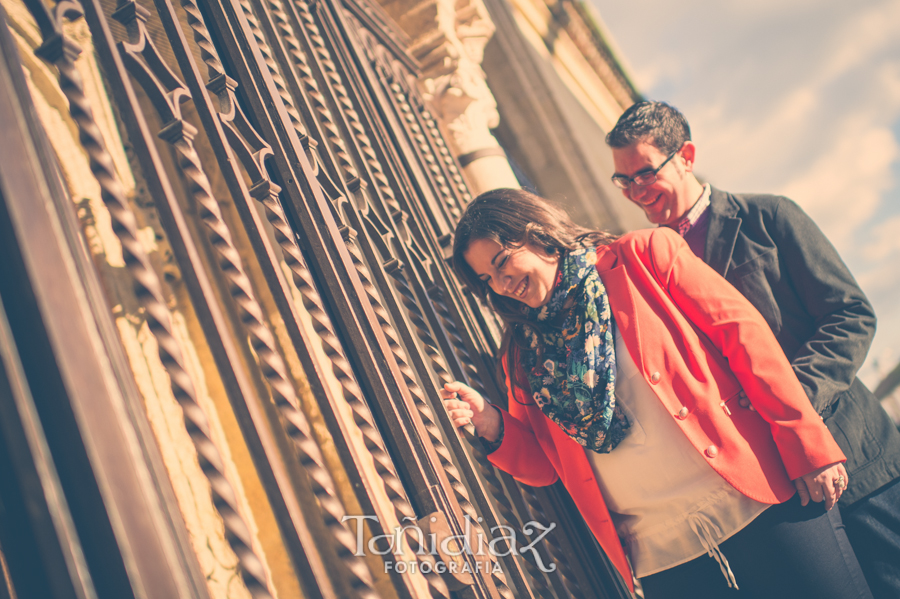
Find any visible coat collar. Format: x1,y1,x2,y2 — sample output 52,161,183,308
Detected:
704,187,742,277
595,242,619,272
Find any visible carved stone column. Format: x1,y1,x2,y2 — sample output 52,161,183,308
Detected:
377,0,519,195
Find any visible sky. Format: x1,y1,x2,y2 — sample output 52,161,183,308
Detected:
591,0,900,388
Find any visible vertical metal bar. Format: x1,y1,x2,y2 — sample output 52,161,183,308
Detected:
194,5,492,590
18,1,314,597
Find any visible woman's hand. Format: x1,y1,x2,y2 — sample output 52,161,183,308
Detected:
793,462,848,510
440,381,502,442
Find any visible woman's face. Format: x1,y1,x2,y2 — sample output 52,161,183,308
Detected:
464,238,560,308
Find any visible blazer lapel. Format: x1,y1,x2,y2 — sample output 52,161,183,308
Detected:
704,187,741,277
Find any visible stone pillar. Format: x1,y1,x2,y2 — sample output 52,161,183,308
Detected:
377,0,520,195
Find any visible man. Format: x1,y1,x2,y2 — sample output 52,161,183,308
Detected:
606,100,900,597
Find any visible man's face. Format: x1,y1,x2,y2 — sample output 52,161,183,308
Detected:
611,140,695,226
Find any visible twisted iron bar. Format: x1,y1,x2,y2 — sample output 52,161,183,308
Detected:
389,271,518,599
29,5,273,596
344,245,467,599
344,237,519,599
109,4,380,595
346,240,474,511
234,0,307,138
255,194,413,514
428,286,490,396
170,0,450,594
178,0,225,79
387,79,469,217
262,193,449,599
416,101,471,208
429,288,557,598
160,92,380,599
385,259,514,571
386,265,454,389
520,484,585,599
291,1,400,213
175,0,510,595
262,0,360,183
273,10,498,574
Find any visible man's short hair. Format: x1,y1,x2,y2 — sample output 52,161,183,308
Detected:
606,101,691,155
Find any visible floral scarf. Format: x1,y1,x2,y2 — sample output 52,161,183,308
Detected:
523,246,629,453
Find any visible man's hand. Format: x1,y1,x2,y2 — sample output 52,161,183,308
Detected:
793,462,848,511
440,381,501,441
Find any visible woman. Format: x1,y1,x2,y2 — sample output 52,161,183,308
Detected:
442,188,871,598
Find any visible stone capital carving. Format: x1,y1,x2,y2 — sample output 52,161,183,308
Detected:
377,0,504,157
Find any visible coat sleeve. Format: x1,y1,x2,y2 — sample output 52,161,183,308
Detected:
487,409,560,486
486,359,559,486
767,198,876,413
645,228,845,479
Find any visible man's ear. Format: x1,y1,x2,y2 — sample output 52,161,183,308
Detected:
680,141,697,172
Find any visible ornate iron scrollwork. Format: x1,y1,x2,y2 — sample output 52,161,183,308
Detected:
5,0,632,595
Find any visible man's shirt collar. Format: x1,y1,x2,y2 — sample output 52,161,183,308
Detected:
670,184,712,236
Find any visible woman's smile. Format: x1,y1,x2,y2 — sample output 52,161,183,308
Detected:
514,276,529,298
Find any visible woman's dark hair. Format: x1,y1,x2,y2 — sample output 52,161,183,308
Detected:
451,188,617,400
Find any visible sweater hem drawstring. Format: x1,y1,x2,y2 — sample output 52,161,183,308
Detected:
688,512,739,589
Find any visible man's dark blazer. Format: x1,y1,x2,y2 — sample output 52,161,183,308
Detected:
703,187,900,504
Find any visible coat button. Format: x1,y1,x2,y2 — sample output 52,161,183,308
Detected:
705,445,719,458
676,407,689,419
650,371,661,383
739,397,750,408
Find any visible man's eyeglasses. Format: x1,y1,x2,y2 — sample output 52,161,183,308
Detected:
611,148,681,190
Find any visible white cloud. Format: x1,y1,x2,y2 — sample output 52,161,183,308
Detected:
781,124,898,252
691,85,822,190
690,3,900,195
860,215,900,262
728,0,823,17
592,0,900,383
855,257,900,296
817,1,900,84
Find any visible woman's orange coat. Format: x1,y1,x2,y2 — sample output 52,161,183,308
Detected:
488,227,845,590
